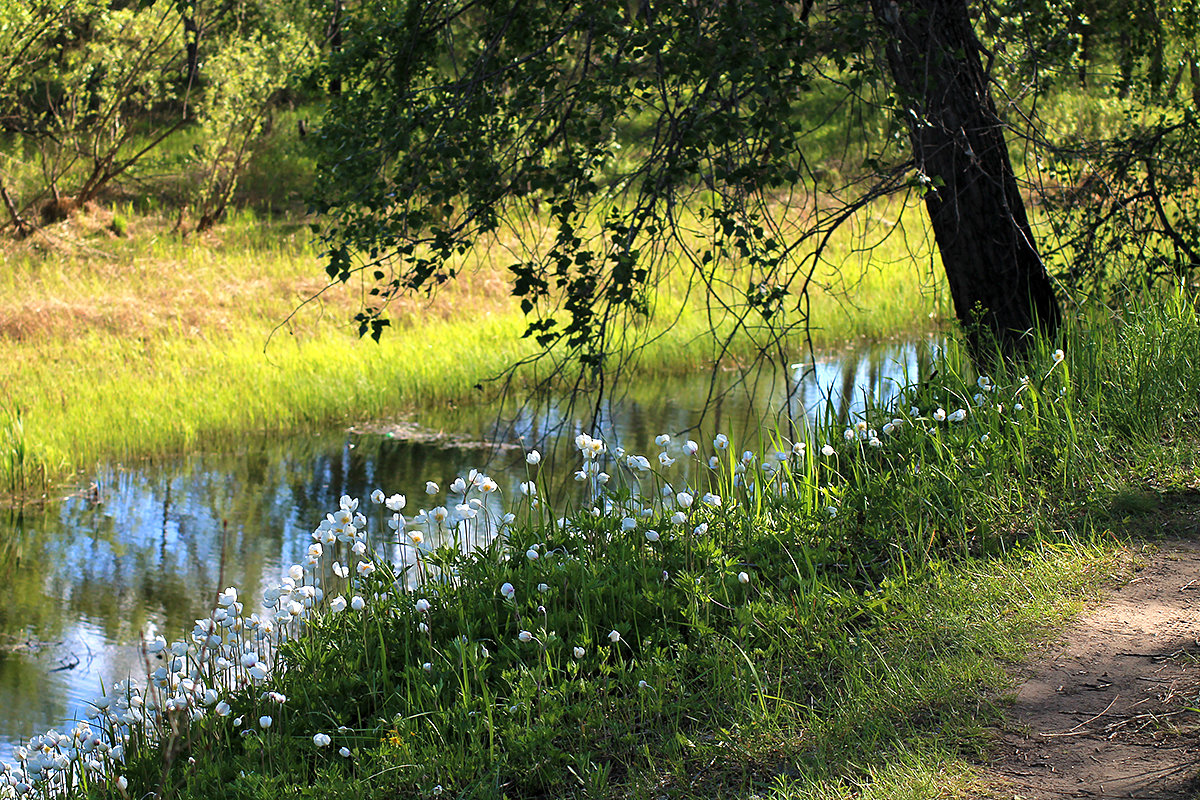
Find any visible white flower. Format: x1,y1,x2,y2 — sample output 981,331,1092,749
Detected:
313,733,331,747
670,510,686,525
644,530,660,542
702,492,722,507
868,437,882,448
738,571,750,584
713,434,729,451
288,564,304,582
973,393,985,407
626,454,651,472
415,598,431,613
693,522,709,535
1053,348,1065,363
450,476,467,494
519,481,536,497
526,450,541,465
339,495,359,511
329,595,347,613
216,701,231,717
948,409,967,423
981,434,991,443
826,506,838,518
117,776,128,793
658,451,676,467
517,630,533,643
259,715,272,729
351,596,365,611
655,433,671,446
370,489,385,504
638,680,649,689
933,408,947,422
332,561,349,578
708,456,720,469
386,494,406,511
792,441,806,455
525,548,539,560
683,440,699,456
537,583,549,592
356,561,376,577
1014,403,1024,411
821,444,835,457
573,646,586,659
425,481,439,494
608,629,621,643
676,491,694,508
339,747,351,758
423,662,433,671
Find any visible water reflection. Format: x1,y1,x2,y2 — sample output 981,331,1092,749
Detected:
0,339,934,759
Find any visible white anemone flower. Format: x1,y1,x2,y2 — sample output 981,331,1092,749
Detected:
351,596,365,611
313,733,331,747
526,450,541,465
517,630,533,643
948,409,967,423
500,582,516,600
450,477,467,494
525,548,539,561
1053,348,1065,363
329,596,347,613
658,452,676,467
933,408,947,422
259,716,272,729
425,481,439,495
415,598,431,613
385,494,406,511
370,489,385,504
608,629,621,643
645,530,660,542
684,439,699,456
676,491,694,508
738,571,750,584
573,646,586,659
713,434,729,451
821,444,835,457
655,433,671,446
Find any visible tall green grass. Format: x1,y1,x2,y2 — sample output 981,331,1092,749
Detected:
0,205,945,493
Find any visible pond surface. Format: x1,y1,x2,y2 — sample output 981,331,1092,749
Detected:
0,340,934,760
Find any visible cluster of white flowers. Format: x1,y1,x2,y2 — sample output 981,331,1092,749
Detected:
2,353,1068,799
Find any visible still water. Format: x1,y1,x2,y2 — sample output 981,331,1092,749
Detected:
0,340,933,759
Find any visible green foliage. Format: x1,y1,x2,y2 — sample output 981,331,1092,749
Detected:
313,0,892,367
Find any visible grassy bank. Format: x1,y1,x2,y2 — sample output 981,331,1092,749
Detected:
0,204,944,493
2,293,1196,800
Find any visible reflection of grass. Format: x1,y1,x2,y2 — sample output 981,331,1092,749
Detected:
0,203,943,491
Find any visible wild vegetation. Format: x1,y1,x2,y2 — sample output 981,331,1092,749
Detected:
1,0,1199,798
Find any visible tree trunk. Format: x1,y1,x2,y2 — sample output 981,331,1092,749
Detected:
868,0,1060,362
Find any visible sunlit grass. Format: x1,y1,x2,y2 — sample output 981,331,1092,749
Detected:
0,202,944,492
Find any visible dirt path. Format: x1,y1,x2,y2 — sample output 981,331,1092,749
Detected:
988,537,1200,799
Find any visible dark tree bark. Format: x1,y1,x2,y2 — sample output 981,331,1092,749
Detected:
869,0,1061,361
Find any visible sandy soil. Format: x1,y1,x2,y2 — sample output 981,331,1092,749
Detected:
987,533,1200,799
